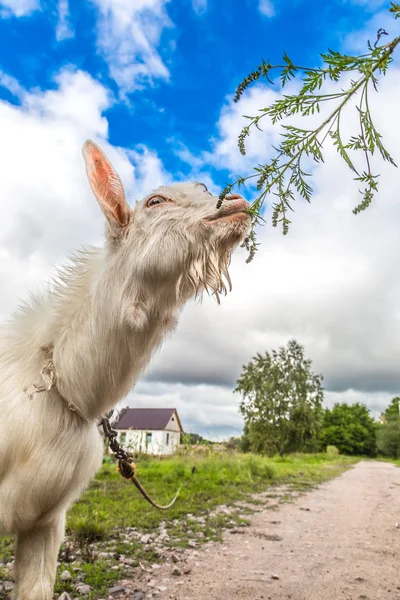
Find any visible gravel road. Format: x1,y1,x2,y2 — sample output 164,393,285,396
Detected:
142,460,400,600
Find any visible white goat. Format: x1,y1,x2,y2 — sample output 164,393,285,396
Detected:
0,140,250,600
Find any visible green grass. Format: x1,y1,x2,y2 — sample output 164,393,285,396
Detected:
0,452,358,599
66,452,356,535
375,456,400,466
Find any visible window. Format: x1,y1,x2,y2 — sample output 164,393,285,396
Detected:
146,432,152,445
120,433,126,445
166,433,170,445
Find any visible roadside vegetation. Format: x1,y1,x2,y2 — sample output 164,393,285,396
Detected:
0,451,357,599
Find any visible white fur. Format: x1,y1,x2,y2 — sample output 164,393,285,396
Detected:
0,140,250,599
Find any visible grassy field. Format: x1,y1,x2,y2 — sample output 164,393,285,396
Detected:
67,452,358,532
0,452,358,599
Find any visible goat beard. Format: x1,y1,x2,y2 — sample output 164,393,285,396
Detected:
180,246,232,304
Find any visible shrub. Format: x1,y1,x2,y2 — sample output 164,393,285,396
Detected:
377,421,400,458
69,517,107,544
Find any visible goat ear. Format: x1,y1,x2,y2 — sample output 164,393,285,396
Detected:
82,140,130,231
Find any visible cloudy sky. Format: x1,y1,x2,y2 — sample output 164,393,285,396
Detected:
0,0,399,439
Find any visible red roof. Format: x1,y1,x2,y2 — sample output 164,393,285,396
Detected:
112,408,183,432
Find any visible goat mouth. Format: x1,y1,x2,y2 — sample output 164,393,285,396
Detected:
203,199,251,223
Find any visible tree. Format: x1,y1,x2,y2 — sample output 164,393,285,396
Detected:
321,403,376,456
376,396,400,457
182,432,213,445
381,396,400,421
239,422,252,453
377,420,400,457
235,339,324,456
217,3,400,260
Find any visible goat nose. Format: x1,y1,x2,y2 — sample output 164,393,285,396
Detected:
224,193,244,201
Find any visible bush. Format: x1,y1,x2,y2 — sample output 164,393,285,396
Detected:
321,403,376,456
69,517,107,544
377,421,400,458
326,445,340,456
246,456,275,480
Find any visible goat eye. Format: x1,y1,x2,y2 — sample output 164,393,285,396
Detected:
146,195,168,207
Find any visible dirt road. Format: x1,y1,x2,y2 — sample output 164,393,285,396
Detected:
141,461,400,600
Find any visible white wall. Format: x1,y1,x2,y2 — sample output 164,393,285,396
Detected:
118,429,180,455
165,413,181,432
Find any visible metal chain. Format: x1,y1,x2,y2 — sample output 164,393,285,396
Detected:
100,411,182,509
101,410,136,476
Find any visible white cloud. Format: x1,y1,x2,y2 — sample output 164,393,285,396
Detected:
0,0,38,17
0,70,113,317
205,83,284,175
0,70,25,97
192,0,207,16
171,140,206,170
324,389,392,416
344,8,397,53
126,144,172,201
139,66,400,434
122,384,394,439
56,0,74,41
0,68,167,319
2,58,400,440
90,0,173,95
258,0,275,17
123,381,243,439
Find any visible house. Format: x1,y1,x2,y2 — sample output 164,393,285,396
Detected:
112,408,183,455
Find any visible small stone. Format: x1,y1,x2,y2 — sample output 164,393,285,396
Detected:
172,567,182,576
3,581,15,592
171,554,180,563
271,574,280,580
58,593,72,600
141,534,152,544
156,586,168,592
187,540,197,548
183,567,192,575
60,570,72,581
108,586,126,595
132,592,145,600
75,584,92,595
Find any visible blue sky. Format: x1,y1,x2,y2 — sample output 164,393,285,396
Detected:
0,0,399,439
0,0,390,185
